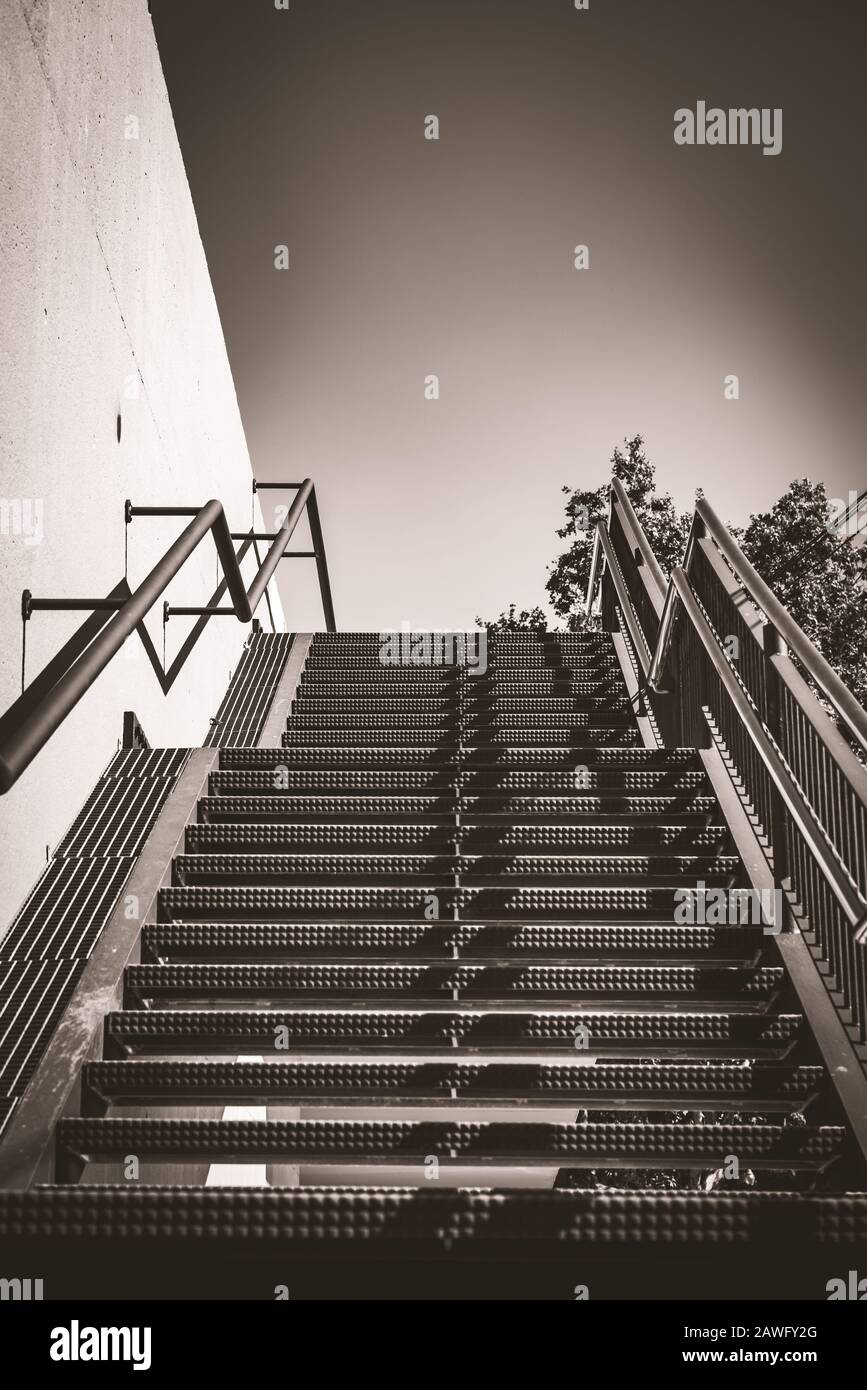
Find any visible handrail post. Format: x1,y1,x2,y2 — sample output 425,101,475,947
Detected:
306,486,337,632
762,622,791,894
121,711,150,750
584,526,603,618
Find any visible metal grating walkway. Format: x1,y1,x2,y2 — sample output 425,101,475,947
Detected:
0,747,188,1140
204,631,295,747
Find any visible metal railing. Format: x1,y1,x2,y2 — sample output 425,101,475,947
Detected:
587,477,867,1044
0,479,334,794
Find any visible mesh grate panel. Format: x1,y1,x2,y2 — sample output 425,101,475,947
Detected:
205,632,294,746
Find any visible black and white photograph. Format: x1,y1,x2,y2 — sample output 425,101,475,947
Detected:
0,0,866,1354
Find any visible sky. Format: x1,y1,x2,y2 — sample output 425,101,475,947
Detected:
150,0,867,632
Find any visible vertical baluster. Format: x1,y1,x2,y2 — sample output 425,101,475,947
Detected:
762,623,790,894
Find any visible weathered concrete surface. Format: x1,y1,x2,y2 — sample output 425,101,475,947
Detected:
0,0,284,931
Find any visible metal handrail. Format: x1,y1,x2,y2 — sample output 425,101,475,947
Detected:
694,496,867,753
0,478,334,793
647,581,679,694
610,477,668,610
670,569,867,933
585,480,669,621
593,522,653,675
587,477,867,1045
584,526,604,618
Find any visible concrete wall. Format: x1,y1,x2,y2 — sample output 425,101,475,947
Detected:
0,0,285,931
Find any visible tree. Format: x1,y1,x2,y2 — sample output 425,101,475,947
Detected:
475,603,549,633
545,434,690,630
734,478,867,707
478,444,867,712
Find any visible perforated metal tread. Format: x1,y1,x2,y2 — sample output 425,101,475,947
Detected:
141,920,766,963
292,696,632,714
185,822,731,853
289,712,463,727
301,668,461,682
171,851,742,885
314,632,610,643
105,1007,804,1055
174,852,458,883
3,1188,864,1252
198,794,721,823
281,728,642,748
82,1059,825,1109
211,769,710,793
304,652,621,666
158,884,748,921
298,679,628,696
287,712,635,728
125,962,784,1003
199,794,457,822
56,1117,845,1167
222,749,703,771
212,769,457,793
223,746,701,769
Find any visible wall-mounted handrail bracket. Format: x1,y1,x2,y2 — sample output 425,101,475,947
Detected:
23,597,127,617
0,479,335,794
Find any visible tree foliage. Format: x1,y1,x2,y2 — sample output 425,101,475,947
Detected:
476,441,866,714
734,478,867,707
545,434,690,631
475,603,548,633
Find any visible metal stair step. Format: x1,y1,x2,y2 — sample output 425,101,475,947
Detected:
479,658,623,670
484,635,614,645
300,665,622,681
293,698,461,714
104,1007,805,1055
210,770,710,794
185,822,731,854
197,794,721,823
468,698,633,713
304,652,619,662
293,698,634,715
461,794,719,817
189,823,456,852
301,668,460,682
199,794,457,822
124,961,784,1003
141,920,767,964
172,851,461,885
171,850,741,886
211,770,458,793
3,1189,863,1270
158,884,752,921
311,633,611,645
295,683,629,700
82,1058,824,1110
287,712,635,728
217,749,703,772
290,712,462,727
303,651,619,665
281,729,641,747
56,1117,845,1169
220,746,702,770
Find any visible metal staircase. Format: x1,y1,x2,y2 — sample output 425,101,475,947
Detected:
1,474,866,1300
2,628,864,1299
